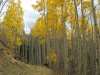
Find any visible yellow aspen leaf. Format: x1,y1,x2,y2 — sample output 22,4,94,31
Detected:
40,39,45,44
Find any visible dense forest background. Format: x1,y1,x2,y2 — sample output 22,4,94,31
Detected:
0,0,100,75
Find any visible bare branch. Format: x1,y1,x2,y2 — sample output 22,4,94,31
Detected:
0,0,8,16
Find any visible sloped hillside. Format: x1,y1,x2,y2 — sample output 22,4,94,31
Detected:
0,47,53,75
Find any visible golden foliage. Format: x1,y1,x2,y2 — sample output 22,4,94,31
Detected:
65,55,74,62
2,0,24,47
16,38,22,46
40,39,45,44
46,49,57,64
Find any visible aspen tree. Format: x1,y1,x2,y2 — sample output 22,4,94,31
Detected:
91,0,99,75
73,0,82,74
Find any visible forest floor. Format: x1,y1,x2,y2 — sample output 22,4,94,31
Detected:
0,47,53,75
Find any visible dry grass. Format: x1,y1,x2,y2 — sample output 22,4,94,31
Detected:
0,48,53,75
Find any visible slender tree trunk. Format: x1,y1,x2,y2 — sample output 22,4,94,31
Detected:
91,0,99,75
74,0,82,74
80,0,87,74
38,34,41,65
